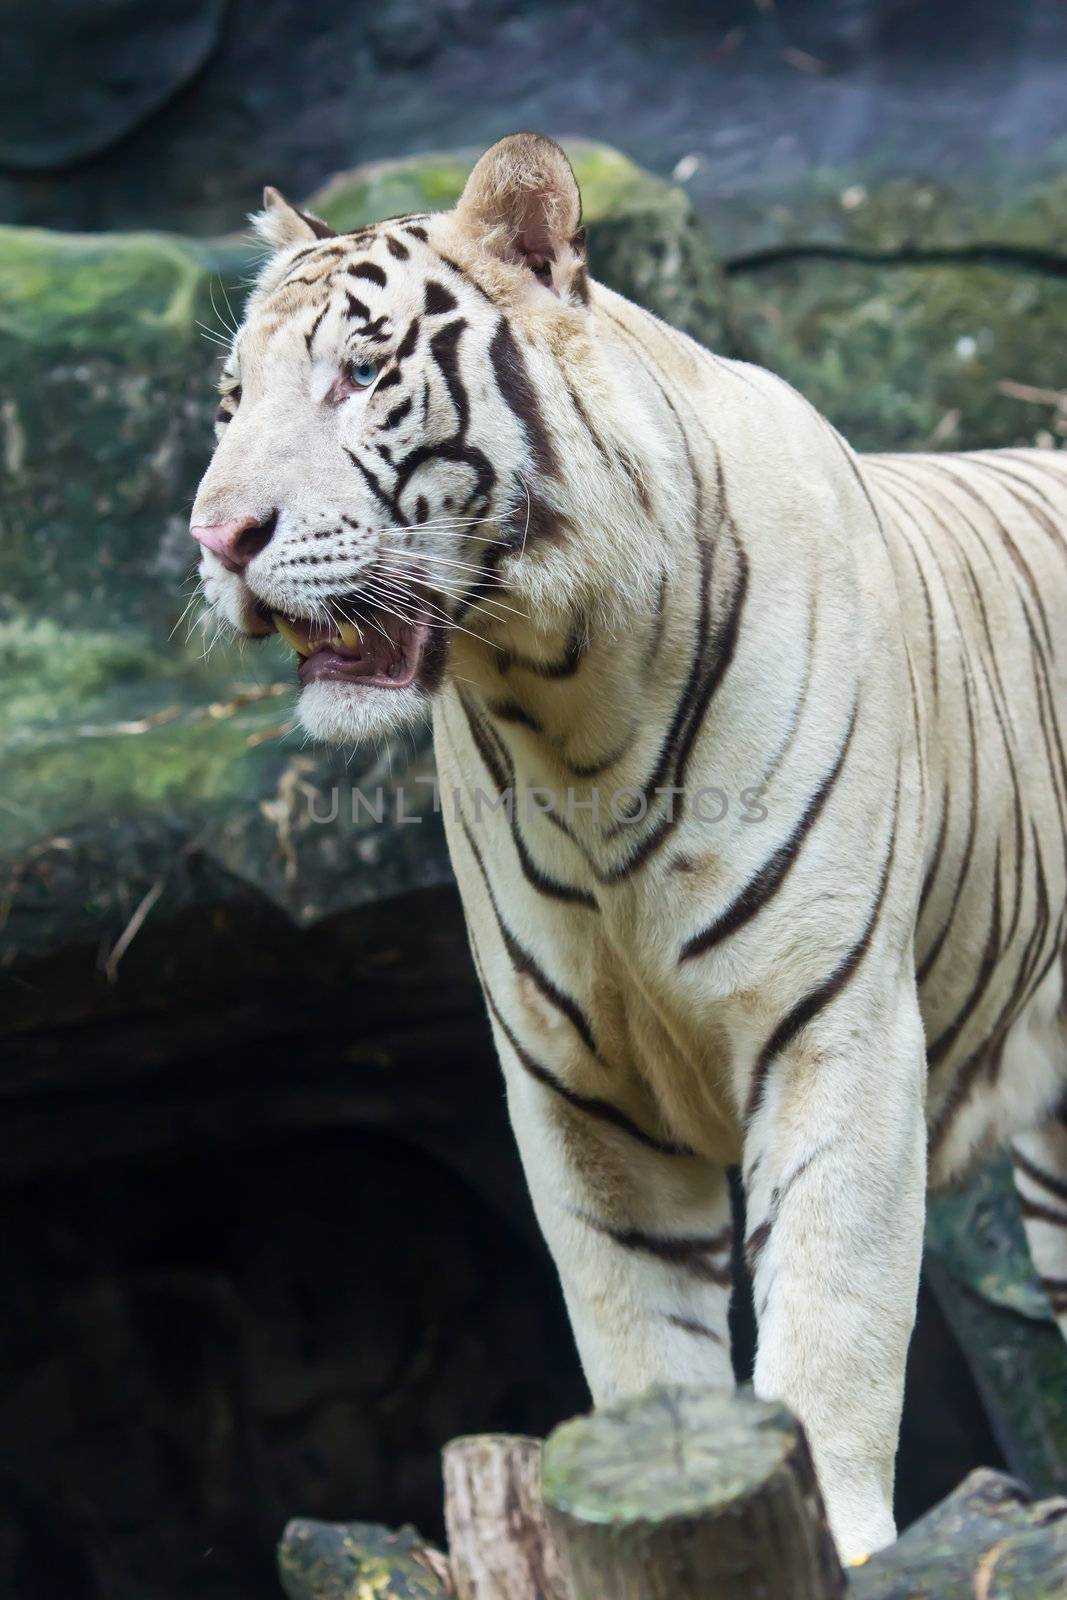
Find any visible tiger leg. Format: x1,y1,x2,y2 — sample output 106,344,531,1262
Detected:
504,1064,735,1398
1012,1113,1067,1333
743,981,926,1562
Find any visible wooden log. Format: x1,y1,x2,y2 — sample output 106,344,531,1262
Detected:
443,1434,570,1600
541,1385,845,1600
278,1517,453,1599
852,1467,1067,1598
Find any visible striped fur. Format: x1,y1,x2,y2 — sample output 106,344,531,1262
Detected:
189,137,1067,1561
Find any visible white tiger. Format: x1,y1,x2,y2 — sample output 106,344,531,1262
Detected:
189,133,1067,1560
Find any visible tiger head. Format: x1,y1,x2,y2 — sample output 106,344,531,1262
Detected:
189,132,659,744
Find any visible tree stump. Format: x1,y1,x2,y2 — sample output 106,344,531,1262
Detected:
443,1434,569,1600
541,1385,845,1600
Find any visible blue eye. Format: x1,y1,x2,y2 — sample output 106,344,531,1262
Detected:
350,360,379,389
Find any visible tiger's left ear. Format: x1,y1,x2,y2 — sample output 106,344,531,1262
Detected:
252,186,337,251
455,133,588,303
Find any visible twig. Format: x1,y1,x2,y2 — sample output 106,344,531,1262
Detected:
103,877,165,983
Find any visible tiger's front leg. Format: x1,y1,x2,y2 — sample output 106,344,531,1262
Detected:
742,976,927,1562
503,1059,736,1399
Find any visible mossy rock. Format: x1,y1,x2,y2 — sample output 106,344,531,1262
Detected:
926,1155,1067,1499
0,140,718,989
710,147,1067,259
278,1518,449,1599
727,253,1067,452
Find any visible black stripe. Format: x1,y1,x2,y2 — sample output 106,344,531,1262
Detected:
745,776,900,1127
601,536,748,882
1014,1147,1067,1207
566,383,610,462
344,449,400,522
459,693,598,910
876,481,939,709
489,318,561,478
917,670,978,986
1020,1195,1067,1228
926,843,1003,1067
460,814,597,1056
563,725,638,781
396,317,421,361
434,252,497,304
429,318,470,435
304,303,328,353
487,700,542,732
923,458,1055,657
665,1314,724,1344
349,261,386,287
680,702,857,963
382,396,412,431
385,235,409,260
745,1219,772,1273
919,782,950,915
929,828,1052,1150
424,280,458,316
584,1218,732,1282
969,457,1067,561
500,617,586,680
479,973,686,1155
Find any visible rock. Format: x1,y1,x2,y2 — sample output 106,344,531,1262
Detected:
711,165,1067,260
853,1467,1067,1600
0,215,449,987
0,0,227,171
4,0,1066,240
925,1154,1067,1497
727,248,1067,452
278,1518,451,1599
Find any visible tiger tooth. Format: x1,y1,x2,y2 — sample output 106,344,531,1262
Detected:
338,620,363,648
274,613,313,657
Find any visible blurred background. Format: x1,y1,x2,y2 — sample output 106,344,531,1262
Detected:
2,3,1067,1597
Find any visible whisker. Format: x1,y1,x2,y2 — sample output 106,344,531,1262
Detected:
376,565,513,614
217,276,242,337
208,278,239,339
194,320,232,350
375,559,524,623
365,575,507,653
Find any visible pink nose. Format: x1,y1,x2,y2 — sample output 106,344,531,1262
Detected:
190,513,277,573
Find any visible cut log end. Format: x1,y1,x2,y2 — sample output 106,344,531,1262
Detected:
541,1386,845,1600
542,1384,803,1525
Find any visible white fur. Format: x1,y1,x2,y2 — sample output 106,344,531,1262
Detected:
190,135,1067,1562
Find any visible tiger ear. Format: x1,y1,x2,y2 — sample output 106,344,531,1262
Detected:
252,186,337,250
454,133,587,302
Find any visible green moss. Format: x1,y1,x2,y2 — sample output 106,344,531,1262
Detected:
0,227,217,352
710,142,1067,259
0,619,168,722
729,257,1067,452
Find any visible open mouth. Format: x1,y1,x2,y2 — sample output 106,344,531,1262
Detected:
271,605,431,690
